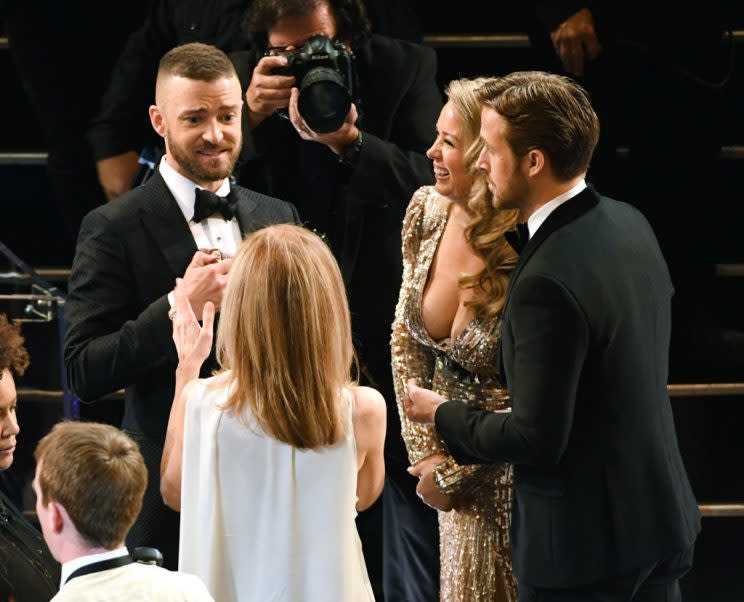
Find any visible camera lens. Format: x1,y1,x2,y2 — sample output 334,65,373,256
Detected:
297,67,351,133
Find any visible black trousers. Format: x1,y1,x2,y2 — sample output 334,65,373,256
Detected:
519,545,694,602
124,431,180,571
382,454,440,602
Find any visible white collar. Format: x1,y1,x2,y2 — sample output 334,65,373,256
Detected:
158,155,231,223
527,179,587,239
60,546,129,588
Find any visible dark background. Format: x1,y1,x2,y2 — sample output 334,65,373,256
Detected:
1,2,742,599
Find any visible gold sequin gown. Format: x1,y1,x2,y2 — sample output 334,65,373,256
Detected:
391,186,517,602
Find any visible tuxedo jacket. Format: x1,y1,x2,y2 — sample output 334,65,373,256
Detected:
231,34,441,459
435,186,700,587
64,171,300,437
52,561,213,601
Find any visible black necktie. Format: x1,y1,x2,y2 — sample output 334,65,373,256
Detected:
504,222,530,254
193,188,238,222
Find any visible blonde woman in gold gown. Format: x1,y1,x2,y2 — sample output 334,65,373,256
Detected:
391,78,520,601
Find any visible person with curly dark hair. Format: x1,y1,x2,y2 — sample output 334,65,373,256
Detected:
0,314,60,600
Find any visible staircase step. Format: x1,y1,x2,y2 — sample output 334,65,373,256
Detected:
699,504,744,517
422,31,744,47
10,266,744,284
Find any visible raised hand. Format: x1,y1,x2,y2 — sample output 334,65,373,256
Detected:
550,8,602,77
245,54,296,130
179,250,232,320
172,278,215,373
288,87,359,154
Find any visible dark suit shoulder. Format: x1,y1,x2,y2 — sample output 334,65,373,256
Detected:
79,178,164,233
367,34,436,70
233,185,300,228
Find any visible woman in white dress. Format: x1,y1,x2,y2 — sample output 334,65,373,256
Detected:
160,224,386,602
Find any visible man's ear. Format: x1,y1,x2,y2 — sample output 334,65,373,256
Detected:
524,147,545,177
149,105,167,138
50,501,69,535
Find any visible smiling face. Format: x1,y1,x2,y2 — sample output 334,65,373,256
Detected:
0,370,20,471
476,106,530,211
267,2,338,50
150,75,243,190
426,101,473,203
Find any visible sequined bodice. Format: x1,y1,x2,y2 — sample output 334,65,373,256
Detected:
391,186,517,601
401,188,507,412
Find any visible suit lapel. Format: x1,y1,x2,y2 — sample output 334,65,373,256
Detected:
502,186,600,316
232,186,260,236
139,171,197,278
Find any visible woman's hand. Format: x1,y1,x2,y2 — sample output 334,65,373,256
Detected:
408,454,454,512
172,278,215,374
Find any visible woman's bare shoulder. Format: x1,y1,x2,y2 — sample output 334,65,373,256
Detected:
350,385,386,423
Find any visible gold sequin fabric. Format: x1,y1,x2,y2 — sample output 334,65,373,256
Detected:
391,186,517,601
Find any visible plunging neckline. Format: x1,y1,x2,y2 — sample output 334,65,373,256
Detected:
417,194,480,350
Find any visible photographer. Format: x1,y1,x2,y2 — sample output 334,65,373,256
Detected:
231,1,442,599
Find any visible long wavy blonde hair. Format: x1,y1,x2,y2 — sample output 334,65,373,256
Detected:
216,224,355,448
446,77,520,319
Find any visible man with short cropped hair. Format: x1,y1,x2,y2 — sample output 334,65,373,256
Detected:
64,42,300,568
34,421,213,601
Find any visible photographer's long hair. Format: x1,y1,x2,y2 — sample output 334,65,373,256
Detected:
216,224,356,449
243,0,371,51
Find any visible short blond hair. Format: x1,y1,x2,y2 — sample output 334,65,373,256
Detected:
217,224,354,448
35,422,147,549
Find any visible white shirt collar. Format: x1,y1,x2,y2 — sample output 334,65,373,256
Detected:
158,155,231,223
60,546,129,588
527,179,587,239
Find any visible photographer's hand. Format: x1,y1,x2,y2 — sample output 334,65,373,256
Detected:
246,55,296,130
288,87,359,154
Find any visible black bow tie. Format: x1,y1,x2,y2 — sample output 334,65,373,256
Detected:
504,222,530,254
193,188,238,222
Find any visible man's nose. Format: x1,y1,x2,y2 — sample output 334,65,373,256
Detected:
476,146,488,171
202,120,224,145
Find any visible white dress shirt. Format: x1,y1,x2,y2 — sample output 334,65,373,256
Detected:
159,156,241,309
527,179,587,239
159,156,241,256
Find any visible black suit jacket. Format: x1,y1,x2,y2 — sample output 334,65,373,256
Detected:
435,186,700,587
64,171,300,437
231,34,441,459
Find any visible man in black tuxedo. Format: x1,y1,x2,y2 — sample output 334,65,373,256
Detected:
405,72,700,601
64,42,299,569
232,1,443,599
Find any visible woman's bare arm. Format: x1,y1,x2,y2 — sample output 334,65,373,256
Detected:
352,386,387,511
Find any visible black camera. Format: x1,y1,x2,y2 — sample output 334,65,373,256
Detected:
268,34,356,133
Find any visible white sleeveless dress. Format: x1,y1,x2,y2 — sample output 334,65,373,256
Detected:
178,371,374,602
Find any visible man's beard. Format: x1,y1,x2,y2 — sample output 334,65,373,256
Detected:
168,138,240,183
